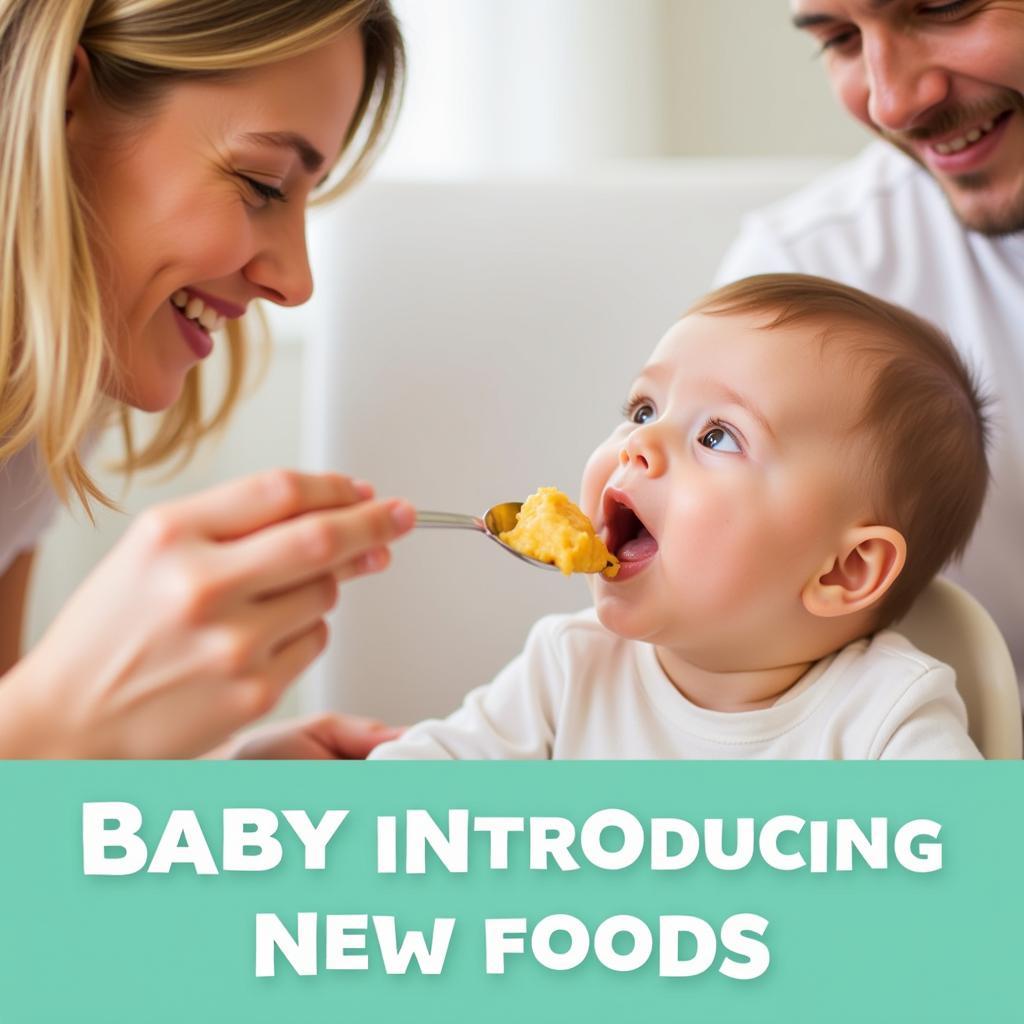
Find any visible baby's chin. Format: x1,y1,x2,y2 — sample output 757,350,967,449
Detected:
591,589,663,643
591,589,725,655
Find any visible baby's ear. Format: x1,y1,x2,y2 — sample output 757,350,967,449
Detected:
801,526,907,619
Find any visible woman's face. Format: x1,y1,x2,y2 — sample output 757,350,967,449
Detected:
66,30,366,411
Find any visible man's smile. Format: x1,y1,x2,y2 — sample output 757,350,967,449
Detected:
887,93,1024,184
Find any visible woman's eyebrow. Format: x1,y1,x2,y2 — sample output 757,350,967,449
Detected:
241,131,326,175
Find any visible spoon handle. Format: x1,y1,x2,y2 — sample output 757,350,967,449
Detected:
415,511,485,531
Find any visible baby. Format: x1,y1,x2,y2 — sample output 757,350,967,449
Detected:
372,274,991,760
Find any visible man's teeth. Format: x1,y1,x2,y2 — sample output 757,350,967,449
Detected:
933,119,996,155
171,290,226,332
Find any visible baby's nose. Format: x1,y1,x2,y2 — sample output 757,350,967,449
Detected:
619,449,649,470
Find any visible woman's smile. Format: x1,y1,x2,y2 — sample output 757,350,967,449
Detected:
168,287,246,360
170,299,215,359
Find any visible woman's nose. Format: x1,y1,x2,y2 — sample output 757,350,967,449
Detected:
619,426,666,477
862,30,949,133
243,214,315,307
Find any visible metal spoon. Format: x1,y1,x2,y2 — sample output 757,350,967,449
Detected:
415,503,559,571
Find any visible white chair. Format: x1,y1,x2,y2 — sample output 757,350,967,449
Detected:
895,576,1022,759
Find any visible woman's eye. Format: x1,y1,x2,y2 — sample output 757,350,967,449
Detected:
240,175,287,205
699,424,742,454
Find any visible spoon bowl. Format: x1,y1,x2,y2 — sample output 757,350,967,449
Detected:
415,503,559,571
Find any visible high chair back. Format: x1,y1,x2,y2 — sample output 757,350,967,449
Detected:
895,576,1022,759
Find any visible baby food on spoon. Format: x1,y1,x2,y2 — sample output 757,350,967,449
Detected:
500,488,620,578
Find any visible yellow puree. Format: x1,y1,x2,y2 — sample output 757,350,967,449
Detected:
500,487,619,578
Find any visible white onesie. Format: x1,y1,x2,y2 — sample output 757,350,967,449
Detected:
370,608,981,761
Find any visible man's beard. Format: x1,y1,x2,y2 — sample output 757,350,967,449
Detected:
879,90,1024,238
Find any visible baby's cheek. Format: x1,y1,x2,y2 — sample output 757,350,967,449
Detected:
659,507,757,608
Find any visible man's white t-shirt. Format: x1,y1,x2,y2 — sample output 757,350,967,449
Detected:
714,141,1024,684
370,609,980,761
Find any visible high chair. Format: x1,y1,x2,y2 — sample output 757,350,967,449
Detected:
895,576,1022,759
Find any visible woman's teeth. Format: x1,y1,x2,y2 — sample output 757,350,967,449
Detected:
933,119,996,155
171,290,227,333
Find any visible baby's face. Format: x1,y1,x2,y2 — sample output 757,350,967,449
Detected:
580,311,874,660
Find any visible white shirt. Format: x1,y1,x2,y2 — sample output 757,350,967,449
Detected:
0,441,60,576
370,609,980,760
714,141,1024,684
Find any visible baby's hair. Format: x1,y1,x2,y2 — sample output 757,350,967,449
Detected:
689,273,991,626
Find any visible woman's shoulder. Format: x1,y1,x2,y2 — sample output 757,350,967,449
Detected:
0,440,61,575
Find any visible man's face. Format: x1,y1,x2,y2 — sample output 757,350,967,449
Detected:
578,313,870,666
791,0,1024,236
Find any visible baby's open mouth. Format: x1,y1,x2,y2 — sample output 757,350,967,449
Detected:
603,491,658,564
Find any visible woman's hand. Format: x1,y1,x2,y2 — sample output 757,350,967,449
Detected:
0,470,415,759
214,712,404,760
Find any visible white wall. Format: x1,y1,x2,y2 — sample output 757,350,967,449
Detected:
384,0,867,172
384,0,673,172
664,0,868,157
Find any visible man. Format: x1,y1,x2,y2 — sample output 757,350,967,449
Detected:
715,0,1024,686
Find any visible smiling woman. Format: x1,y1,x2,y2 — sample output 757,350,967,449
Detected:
0,1,417,759
64,27,373,415
1,0,401,500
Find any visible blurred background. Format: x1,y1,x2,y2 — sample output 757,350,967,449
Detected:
26,0,869,723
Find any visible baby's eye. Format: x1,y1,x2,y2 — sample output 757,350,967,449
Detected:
699,423,742,454
622,397,656,425
632,403,655,425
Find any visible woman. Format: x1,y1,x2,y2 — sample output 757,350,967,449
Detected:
0,0,413,757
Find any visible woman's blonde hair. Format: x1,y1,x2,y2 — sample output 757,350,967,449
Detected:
0,0,403,510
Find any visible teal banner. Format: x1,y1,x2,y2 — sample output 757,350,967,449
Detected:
0,762,1019,1022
